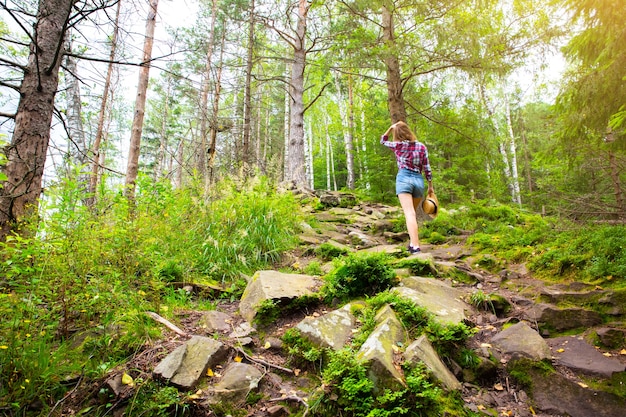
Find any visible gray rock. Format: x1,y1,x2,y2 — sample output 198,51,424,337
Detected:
229,321,256,338
404,335,461,391
206,362,264,405
197,310,233,334
153,336,229,390
239,270,322,323
531,368,626,417
357,305,406,393
596,327,626,348
490,322,550,362
522,303,603,332
546,336,626,378
393,277,473,325
296,302,362,350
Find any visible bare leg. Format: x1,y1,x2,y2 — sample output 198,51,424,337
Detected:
398,193,420,248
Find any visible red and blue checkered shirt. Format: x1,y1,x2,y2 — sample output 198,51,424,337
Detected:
381,135,432,181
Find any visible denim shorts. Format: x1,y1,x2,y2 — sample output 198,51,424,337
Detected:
396,168,425,198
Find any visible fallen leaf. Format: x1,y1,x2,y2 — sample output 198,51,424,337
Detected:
264,341,271,349
121,372,134,387
556,348,565,353
477,405,486,410
529,406,536,415
603,352,612,357
234,355,243,362
494,383,504,391
480,343,492,348
206,368,214,377
294,369,301,376
577,382,589,388
620,349,626,355
188,389,203,400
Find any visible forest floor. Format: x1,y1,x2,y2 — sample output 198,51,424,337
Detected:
55,200,626,417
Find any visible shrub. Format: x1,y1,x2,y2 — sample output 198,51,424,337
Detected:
315,242,350,261
321,253,397,303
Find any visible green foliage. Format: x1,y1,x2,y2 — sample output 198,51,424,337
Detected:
468,290,492,311
303,260,323,276
281,328,323,365
315,242,350,261
394,258,436,277
529,225,626,284
321,252,397,303
319,352,452,417
320,349,374,415
0,174,302,414
426,321,476,359
508,359,554,390
254,299,280,327
365,292,431,339
126,383,189,417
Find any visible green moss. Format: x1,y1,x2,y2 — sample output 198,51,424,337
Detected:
508,359,555,390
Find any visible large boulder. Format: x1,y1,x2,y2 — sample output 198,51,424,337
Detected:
404,335,462,391
490,322,550,362
357,305,406,393
239,270,322,323
393,277,474,325
530,368,626,417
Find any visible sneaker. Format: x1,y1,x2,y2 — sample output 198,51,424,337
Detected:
408,245,421,254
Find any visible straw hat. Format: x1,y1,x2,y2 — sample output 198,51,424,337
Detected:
421,191,439,218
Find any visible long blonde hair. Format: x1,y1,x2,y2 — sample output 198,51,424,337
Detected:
392,121,417,142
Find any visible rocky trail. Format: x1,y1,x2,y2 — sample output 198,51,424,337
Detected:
58,192,626,417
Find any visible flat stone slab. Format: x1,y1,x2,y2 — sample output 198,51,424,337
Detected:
546,336,626,378
239,270,322,323
393,277,473,325
531,367,626,417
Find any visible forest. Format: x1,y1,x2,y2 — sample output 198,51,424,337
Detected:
0,0,624,416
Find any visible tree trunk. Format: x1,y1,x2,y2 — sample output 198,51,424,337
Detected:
0,0,76,238
197,0,218,177
125,0,159,200
207,30,226,187
324,116,338,191
155,78,172,180
381,4,406,123
87,0,121,206
304,125,315,190
242,0,255,170
505,93,521,206
286,0,309,187
333,72,355,189
359,108,370,190
63,35,87,169
283,64,290,181
607,149,625,218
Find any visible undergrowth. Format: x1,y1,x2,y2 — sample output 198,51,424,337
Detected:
0,174,303,415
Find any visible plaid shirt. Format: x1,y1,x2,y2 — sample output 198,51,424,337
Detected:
381,135,432,181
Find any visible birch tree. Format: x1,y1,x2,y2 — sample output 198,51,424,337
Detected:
63,35,88,170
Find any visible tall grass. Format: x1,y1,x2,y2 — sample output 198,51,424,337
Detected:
0,174,303,414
